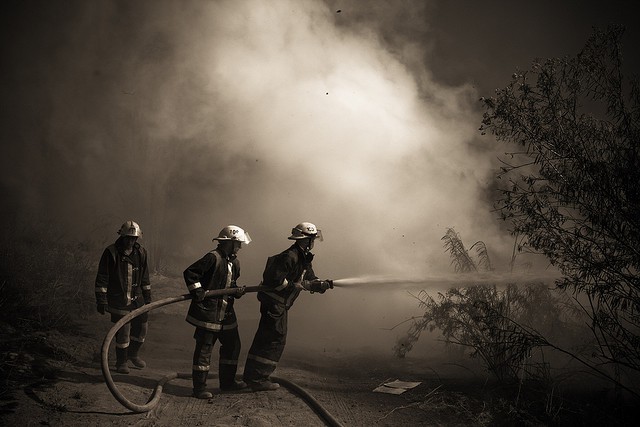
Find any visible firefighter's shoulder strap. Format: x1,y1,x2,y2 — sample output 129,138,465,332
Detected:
137,243,147,265
264,254,277,274
107,244,117,263
208,249,225,276
107,243,146,265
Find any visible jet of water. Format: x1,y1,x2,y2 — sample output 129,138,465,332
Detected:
332,272,561,290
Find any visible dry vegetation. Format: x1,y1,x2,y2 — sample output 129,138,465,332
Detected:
394,228,638,425
0,221,97,392
3,220,632,425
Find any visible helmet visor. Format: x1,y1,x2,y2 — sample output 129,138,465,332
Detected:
241,231,252,244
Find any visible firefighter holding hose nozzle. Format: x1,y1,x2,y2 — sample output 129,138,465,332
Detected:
95,220,151,375
183,225,251,399
243,222,333,391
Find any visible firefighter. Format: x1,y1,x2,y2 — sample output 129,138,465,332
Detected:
95,220,152,374
184,225,251,399
243,222,333,391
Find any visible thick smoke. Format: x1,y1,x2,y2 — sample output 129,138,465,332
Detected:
2,0,509,278
2,0,560,353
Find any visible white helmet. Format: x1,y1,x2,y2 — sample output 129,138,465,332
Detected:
117,220,142,237
213,225,252,244
288,222,323,241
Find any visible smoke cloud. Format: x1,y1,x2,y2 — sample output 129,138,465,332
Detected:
2,0,546,353
2,0,510,277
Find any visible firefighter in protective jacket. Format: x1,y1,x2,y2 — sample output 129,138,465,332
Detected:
184,225,250,399
243,222,333,391
95,220,151,374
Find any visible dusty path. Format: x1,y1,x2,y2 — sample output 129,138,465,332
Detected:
2,315,442,426
6,352,438,426
3,275,626,426
1,276,452,426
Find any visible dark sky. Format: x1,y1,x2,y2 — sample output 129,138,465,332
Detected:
1,0,638,282
418,1,639,93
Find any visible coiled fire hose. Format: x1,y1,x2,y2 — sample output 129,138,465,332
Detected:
101,286,344,427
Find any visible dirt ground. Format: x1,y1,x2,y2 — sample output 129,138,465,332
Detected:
0,330,444,427
1,275,635,426
0,276,471,427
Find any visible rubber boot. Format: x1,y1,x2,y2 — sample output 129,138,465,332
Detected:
219,360,244,391
220,380,247,392
115,347,130,374
128,341,146,369
192,371,212,399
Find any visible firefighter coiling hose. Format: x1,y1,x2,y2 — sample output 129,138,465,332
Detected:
101,285,344,427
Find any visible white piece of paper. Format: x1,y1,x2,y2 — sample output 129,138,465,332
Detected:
372,379,422,394
373,385,408,395
383,380,422,390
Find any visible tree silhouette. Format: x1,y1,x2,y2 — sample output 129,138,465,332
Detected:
480,25,640,380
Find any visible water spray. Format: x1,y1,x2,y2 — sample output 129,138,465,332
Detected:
331,272,561,289
101,272,560,421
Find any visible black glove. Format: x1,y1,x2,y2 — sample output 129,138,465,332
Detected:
320,280,333,292
299,279,310,291
97,304,107,315
233,286,246,299
193,290,205,302
309,279,332,294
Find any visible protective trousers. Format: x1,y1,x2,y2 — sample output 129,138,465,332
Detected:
112,311,148,366
243,301,288,384
192,326,241,392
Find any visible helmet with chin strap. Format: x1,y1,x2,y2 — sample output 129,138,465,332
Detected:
117,220,142,237
213,225,252,244
288,222,323,241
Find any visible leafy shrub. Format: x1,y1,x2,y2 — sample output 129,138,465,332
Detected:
396,227,587,383
480,24,640,383
394,283,575,382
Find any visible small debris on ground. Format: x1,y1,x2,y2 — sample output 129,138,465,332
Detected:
373,379,421,395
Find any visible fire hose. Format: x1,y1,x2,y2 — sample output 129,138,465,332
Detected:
100,285,344,427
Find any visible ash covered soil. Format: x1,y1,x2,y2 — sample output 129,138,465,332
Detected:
0,275,624,426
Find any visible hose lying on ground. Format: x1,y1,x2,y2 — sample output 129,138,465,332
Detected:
271,375,344,427
100,286,345,427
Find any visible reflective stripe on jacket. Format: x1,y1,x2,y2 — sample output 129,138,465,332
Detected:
184,248,240,331
257,244,317,309
95,239,151,310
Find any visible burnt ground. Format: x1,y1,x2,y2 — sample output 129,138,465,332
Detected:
0,276,637,427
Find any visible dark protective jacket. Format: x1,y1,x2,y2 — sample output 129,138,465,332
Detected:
95,238,151,315
258,244,318,309
184,248,240,331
